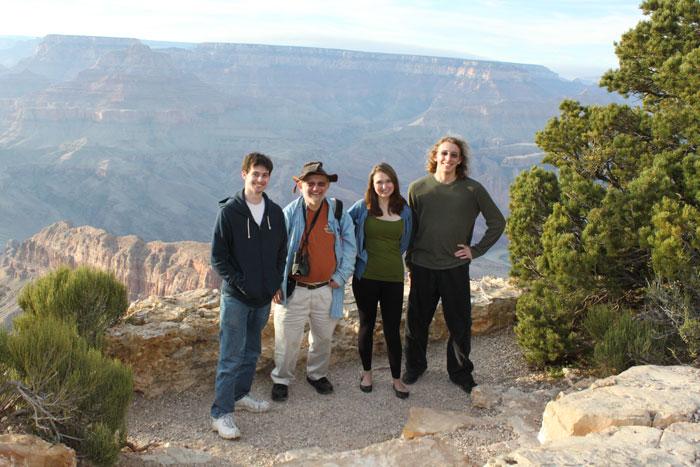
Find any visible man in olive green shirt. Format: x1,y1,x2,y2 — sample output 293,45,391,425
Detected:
404,135,505,393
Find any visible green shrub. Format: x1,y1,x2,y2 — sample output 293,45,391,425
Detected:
679,318,700,360
645,278,700,362
0,314,133,466
582,305,617,343
17,266,128,348
585,307,666,375
514,281,577,366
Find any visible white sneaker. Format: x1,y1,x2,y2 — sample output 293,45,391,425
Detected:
211,413,241,439
235,394,271,413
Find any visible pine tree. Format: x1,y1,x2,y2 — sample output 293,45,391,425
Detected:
17,266,128,348
509,0,700,369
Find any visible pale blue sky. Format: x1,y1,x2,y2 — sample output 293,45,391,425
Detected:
2,0,645,79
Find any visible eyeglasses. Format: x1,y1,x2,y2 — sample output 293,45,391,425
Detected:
304,181,327,188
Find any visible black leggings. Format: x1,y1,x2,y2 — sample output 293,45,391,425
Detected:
352,276,404,379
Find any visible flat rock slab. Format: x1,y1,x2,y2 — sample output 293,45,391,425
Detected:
488,422,700,466
119,446,227,466
539,365,700,443
402,406,485,439
274,437,467,466
471,385,502,409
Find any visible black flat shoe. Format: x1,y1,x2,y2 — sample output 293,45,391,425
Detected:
393,384,409,399
360,379,373,393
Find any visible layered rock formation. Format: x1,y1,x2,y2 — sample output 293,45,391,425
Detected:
0,34,622,246
489,423,700,465
488,365,700,465
15,34,141,82
104,279,521,397
538,365,700,442
0,221,219,325
105,289,221,396
0,221,515,328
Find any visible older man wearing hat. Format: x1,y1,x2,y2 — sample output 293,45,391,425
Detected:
270,161,356,402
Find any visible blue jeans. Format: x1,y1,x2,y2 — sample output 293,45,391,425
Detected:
211,293,271,418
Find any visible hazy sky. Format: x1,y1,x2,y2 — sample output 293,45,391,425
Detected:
2,0,645,79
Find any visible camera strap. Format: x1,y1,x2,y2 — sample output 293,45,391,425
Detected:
300,200,324,253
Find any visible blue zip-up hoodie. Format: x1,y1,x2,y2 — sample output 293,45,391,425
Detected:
211,189,287,307
279,197,357,319
347,200,412,280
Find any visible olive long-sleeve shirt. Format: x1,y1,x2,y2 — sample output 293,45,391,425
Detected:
407,175,505,270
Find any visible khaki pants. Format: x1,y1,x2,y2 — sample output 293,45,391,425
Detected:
271,285,338,385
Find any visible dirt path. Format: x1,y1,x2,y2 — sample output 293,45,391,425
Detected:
125,329,554,466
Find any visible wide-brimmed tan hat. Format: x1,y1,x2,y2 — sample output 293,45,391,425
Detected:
293,161,338,183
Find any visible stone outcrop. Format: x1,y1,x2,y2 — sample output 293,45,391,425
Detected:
274,437,467,466
105,289,220,396
488,422,700,466
120,446,223,466
0,221,220,324
538,365,700,443
488,365,700,465
105,278,520,397
468,277,520,334
0,434,76,467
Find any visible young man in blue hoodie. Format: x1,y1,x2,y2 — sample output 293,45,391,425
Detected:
210,152,287,440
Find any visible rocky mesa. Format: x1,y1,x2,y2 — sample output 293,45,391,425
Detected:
0,221,219,324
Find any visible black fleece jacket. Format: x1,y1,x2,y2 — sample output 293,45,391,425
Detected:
211,189,287,307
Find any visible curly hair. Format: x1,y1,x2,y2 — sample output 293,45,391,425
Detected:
426,136,469,179
364,163,406,216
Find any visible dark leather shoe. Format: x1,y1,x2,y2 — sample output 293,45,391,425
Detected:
306,376,334,394
271,383,288,401
401,370,424,385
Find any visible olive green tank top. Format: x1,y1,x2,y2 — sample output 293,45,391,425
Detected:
363,217,404,283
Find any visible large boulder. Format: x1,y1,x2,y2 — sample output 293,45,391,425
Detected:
469,276,520,334
105,277,520,397
487,365,700,465
105,289,221,397
0,434,76,467
488,422,700,466
538,365,700,443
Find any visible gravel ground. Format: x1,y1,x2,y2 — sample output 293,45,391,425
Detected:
126,328,546,466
